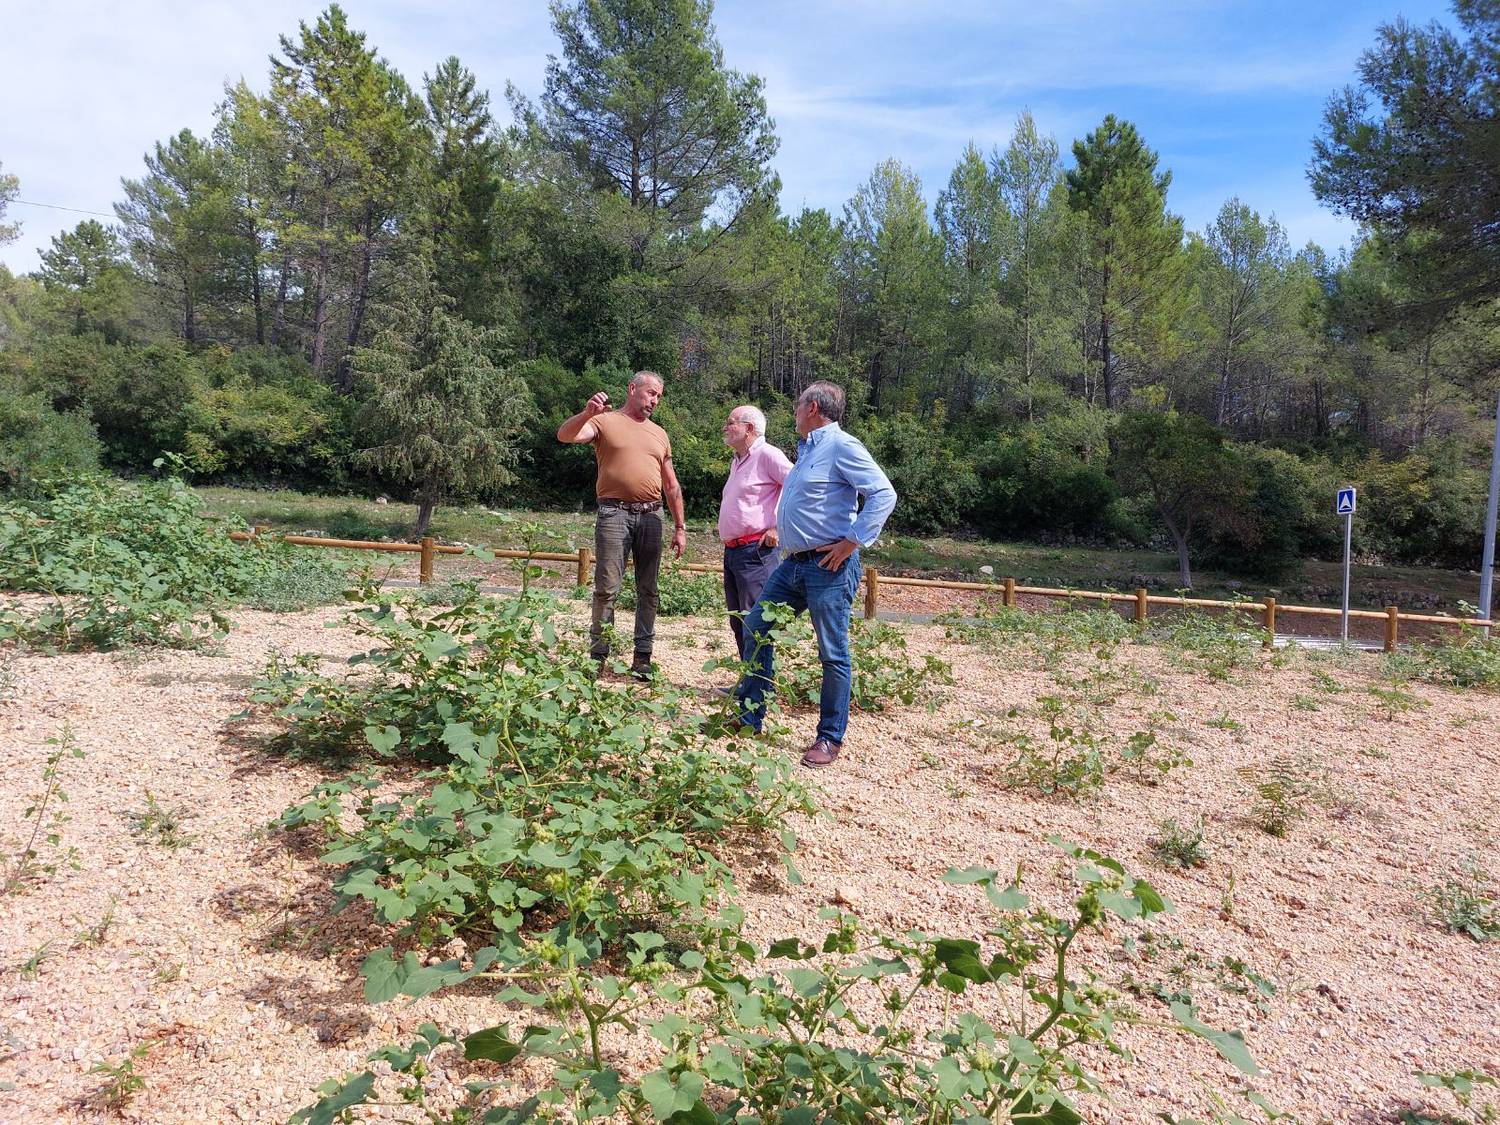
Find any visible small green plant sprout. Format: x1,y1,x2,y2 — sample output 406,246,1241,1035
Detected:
17,941,54,979
153,962,182,984
4,724,84,894
1152,818,1210,869
1310,668,1344,694
1238,755,1323,837
1219,870,1239,921
1422,860,1500,942
1208,712,1244,736
916,749,944,770
73,898,118,948
1369,681,1429,722
1291,694,1321,712
90,1043,148,1112
1404,1068,1498,1124
125,791,194,848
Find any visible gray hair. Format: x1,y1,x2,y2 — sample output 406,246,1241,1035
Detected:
732,404,767,437
798,381,846,423
629,370,664,390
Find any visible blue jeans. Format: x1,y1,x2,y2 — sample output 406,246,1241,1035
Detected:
736,551,862,744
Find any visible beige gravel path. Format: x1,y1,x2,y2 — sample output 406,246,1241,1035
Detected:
1,604,1496,1122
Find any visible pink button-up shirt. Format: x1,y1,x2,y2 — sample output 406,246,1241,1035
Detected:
718,437,793,542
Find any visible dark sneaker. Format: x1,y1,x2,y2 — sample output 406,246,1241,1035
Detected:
629,655,656,682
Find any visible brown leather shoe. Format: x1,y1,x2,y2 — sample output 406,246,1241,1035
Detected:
800,738,841,768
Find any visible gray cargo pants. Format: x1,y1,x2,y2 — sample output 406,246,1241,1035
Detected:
590,504,662,660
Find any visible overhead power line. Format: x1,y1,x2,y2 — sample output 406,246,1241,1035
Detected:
14,198,116,219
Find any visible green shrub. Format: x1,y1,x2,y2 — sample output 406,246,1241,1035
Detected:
0,468,277,649
618,566,722,616
1415,631,1500,689
0,376,101,495
294,839,1257,1124
266,584,810,950
237,548,357,613
1150,608,1267,681
753,602,953,711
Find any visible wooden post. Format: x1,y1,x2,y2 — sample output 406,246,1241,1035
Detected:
1003,577,1016,608
1262,597,1277,647
253,524,270,538
419,537,435,585
577,546,592,587
1384,605,1399,652
864,567,879,620
1134,587,1148,625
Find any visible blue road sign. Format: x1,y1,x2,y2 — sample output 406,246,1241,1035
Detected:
1336,487,1357,515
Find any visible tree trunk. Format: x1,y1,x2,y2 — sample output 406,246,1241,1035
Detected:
413,490,438,538
309,201,332,376
337,203,378,393
1174,533,1192,590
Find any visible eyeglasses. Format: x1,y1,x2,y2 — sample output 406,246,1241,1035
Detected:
723,418,749,428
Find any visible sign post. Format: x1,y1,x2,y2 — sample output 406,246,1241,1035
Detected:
1337,486,1357,644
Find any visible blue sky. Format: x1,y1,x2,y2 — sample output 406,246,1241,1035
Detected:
0,0,1456,274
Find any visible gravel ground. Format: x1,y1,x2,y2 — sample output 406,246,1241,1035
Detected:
1,601,1497,1123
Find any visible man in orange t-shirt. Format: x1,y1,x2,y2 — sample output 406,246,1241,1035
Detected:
557,371,686,679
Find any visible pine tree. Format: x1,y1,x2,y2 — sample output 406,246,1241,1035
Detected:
1066,116,1185,409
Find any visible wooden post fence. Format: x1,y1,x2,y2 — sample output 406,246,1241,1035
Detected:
1263,597,1277,648
225,528,1495,642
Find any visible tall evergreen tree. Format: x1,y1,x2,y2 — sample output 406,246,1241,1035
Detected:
422,57,505,324
34,221,135,339
840,159,944,410
355,270,535,537
935,143,1007,408
540,0,779,272
1195,198,1293,427
116,129,244,343
994,112,1081,418
1311,1,1500,315
258,5,424,385
1066,116,1185,409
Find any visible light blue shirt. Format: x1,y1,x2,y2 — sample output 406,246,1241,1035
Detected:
777,422,897,552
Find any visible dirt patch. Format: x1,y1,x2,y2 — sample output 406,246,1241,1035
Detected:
1,604,1496,1122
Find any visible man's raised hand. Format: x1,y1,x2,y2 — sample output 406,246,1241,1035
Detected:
584,391,612,417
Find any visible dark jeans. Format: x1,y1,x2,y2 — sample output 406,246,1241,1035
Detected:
590,505,661,659
723,540,780,658
736,551,862,744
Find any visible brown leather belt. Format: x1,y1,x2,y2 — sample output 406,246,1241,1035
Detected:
598,498,662,513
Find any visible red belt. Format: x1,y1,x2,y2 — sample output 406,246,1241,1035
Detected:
723,531,766,549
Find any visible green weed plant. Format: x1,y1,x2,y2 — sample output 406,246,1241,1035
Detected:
293,839,1258,1124
266,583,811,949
4,725,84,894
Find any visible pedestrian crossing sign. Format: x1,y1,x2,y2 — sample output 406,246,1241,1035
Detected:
1336,487,1356,515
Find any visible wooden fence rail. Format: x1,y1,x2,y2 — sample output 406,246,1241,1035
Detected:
229,527,1493,651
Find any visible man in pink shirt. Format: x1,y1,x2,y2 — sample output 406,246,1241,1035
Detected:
718,404,793,658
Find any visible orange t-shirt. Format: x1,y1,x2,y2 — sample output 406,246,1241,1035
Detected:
592,411,672,501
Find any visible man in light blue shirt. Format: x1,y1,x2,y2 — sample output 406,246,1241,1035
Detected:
732,381,897,768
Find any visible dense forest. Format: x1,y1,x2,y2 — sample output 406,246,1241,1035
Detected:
1,0,1497,587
